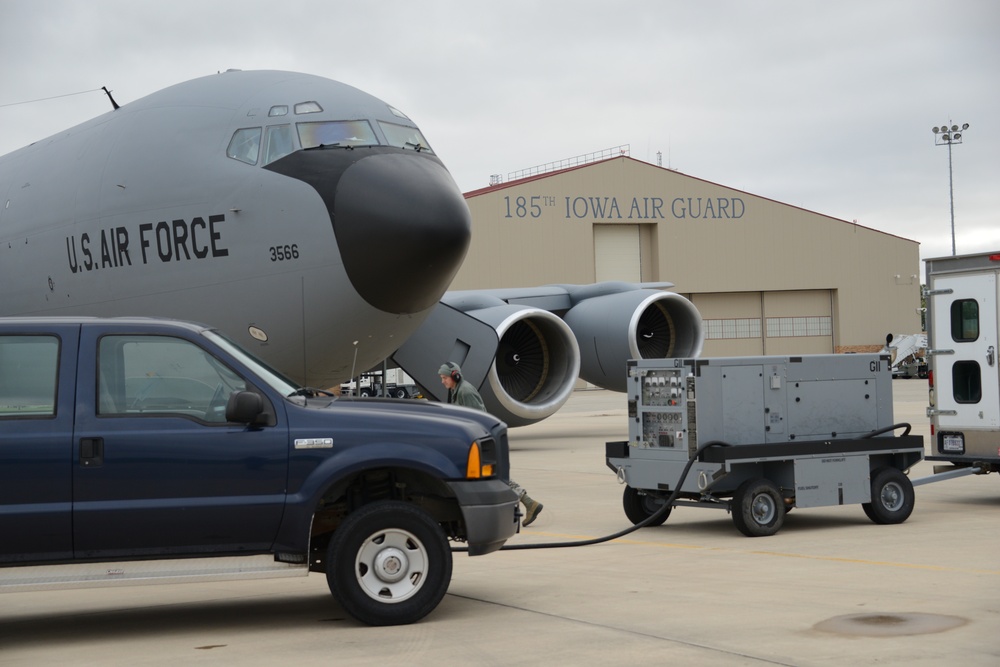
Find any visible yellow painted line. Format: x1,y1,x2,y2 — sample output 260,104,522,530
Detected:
511,532,1000,575
746,550,1000,575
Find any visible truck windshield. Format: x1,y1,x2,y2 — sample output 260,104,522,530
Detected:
202,330,299,396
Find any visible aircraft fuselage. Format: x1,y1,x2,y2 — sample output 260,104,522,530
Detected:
0,70,471,386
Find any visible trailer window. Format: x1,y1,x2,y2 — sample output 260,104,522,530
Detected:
950,299,979,342
952,360,981,404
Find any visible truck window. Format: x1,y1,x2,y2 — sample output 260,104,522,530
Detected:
98,335,247,423
952,360,982,404
950,299,979,342
0,335,59,417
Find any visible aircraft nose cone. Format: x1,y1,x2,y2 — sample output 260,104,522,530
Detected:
334,153,471,313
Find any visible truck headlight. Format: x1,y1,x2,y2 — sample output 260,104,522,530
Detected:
466,440,495,479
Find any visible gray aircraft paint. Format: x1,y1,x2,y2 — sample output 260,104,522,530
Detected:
0,70,469,387
0,69,704,426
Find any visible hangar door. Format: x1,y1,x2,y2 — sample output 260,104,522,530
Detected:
692,292,763,357
694,290,834,357
594,224,640,282
762,290,833,355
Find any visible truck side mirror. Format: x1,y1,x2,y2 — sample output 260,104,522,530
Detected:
226,390,265,424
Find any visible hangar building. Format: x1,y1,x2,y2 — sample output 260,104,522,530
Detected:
450,148,922,357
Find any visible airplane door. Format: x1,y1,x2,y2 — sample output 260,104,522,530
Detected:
72,329,289,558
931,273,1000,430
0,326,78,563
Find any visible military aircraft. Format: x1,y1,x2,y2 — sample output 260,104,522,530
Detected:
0,69,702,426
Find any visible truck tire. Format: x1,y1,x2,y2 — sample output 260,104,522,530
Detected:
622,486,670,526
732,478,785,537
862,467,915,525
326,500,452,626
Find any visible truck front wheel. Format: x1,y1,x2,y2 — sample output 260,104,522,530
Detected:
862,467,915,525
326,500,453,626
732,478,785,537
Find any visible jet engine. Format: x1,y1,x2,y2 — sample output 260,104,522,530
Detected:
563,289,703,393
471,305,581,427
392,298,580,427
394,285,702,426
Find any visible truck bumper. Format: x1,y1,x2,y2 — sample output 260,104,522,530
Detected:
447,479,519,556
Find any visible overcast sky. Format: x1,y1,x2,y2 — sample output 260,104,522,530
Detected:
2,0,997,277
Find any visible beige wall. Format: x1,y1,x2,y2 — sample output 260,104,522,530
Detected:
455,156,921,352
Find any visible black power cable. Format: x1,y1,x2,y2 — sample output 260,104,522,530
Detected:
456,422,916,553
453,440,731,553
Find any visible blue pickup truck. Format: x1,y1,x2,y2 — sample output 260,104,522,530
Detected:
0,317,518,625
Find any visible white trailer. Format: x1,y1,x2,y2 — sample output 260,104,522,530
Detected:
924,250,1000,473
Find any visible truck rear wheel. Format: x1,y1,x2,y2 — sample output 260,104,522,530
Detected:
326,500,452,626
862,467,915,525
732,478,785,537
622,486,670,526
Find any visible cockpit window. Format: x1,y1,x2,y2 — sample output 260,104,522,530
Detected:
378,121,433,154
227,127,261,165
294,101,323,115
268,105,289,117
263,124,295,165
297,120,378,149
388,106,410,120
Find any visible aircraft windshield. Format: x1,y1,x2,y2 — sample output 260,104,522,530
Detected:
379,121,434,154
298,120,378,149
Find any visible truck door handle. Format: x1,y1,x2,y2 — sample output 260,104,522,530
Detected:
80,437,104,467
988,346,996,367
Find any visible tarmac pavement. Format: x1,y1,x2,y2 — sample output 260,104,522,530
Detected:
1,380,997,666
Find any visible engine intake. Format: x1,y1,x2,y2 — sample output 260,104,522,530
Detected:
470,305,580,427
563,290,703,392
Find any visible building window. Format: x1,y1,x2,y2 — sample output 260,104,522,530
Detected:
703,318,761,340
765,316,832,338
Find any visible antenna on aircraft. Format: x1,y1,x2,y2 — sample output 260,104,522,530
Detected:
101,86,120,111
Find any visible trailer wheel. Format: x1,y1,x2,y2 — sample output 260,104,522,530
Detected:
863,467,915,525
326,500,452,626
622,486,670,526
732,478,785,537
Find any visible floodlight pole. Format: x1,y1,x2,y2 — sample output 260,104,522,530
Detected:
932,122,970,256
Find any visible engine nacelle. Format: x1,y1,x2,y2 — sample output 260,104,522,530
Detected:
563,290,703,392
469,305,581,427
392,300,581,427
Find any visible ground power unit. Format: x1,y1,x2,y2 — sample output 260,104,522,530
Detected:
605,355,925,536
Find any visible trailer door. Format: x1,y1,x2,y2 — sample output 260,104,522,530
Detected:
931,272,999,430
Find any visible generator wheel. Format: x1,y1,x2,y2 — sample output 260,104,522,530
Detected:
862,467,915,525
732,478,785,537
622,486,670,526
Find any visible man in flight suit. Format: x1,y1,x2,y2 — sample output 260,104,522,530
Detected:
438,361,544,526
